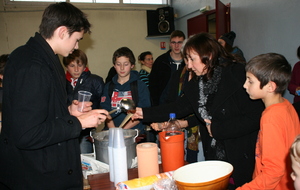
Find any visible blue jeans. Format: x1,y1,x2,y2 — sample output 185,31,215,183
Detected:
79,134,93,154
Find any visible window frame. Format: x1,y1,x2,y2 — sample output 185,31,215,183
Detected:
3,0,171,11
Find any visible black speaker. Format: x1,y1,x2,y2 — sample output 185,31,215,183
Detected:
147,7,175,37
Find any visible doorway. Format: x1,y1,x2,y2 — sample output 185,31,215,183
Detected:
187,0,230,39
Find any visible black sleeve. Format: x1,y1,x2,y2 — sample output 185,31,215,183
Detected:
105,67,117,84
142,93,194,123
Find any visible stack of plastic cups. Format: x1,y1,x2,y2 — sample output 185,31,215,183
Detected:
108,128,115,182
112,128,128,186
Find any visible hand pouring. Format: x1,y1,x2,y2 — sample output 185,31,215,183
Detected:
109,99,136,115
118,99,136,128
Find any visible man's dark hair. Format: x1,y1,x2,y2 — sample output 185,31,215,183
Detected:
39,2,91,39
170,30,186,40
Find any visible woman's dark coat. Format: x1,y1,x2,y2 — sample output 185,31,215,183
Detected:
142,62,264,187
0,33,83,189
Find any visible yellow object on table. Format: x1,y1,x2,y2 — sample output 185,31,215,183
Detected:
116,171,173,190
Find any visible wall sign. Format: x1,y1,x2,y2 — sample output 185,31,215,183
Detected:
160,42,166,50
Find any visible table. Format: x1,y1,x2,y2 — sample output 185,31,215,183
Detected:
88,162,189,190
88,165,164,190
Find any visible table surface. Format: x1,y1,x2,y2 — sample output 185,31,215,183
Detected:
88,164,165,190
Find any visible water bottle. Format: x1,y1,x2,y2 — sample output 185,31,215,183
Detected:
165,113,182,136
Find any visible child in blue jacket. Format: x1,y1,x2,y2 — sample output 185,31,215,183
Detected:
100,47,151,134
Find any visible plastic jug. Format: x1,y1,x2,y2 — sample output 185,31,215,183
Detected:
159,113,185,172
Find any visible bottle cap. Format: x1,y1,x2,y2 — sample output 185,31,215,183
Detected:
169,113,176,118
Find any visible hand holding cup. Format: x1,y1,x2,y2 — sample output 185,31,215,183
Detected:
77,91,92,112
69,100,92,117
77,109,108,129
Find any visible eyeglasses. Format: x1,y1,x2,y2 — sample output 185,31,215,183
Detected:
170,41,183,45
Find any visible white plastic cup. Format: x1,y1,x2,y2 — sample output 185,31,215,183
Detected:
113,128,128,186
113,128,126,148
77,91,92,112
108,128,116,182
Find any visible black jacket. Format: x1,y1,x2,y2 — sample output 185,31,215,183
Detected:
142,62,264,187
66,70,104,110
148,50,185,106
105,66,117,84
0,33,83,189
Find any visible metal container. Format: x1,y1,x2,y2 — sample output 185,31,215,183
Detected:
92,129,138,168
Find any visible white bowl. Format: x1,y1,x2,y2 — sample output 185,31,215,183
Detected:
173,160,233,190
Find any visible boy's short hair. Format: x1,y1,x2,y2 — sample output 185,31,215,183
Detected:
63,49,88,67
170,30,186,40
291,135,300,163
39,2,91,39
245,53,291,94
112,47,136,65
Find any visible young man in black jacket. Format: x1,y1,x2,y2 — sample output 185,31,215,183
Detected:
148,30,186,106
0,3,107,189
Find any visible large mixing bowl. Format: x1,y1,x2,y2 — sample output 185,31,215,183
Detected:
173,160,233,190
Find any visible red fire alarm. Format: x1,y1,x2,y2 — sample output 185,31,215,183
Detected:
160,42,166,50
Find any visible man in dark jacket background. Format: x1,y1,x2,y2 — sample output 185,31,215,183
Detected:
148,30,186,106
0,2,107,190
147,30,186,143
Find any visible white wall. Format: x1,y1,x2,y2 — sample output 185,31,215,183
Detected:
173,0,300,102
0,4,170,81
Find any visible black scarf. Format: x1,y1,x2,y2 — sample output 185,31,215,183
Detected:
198,66,222,119
198,66,227,161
